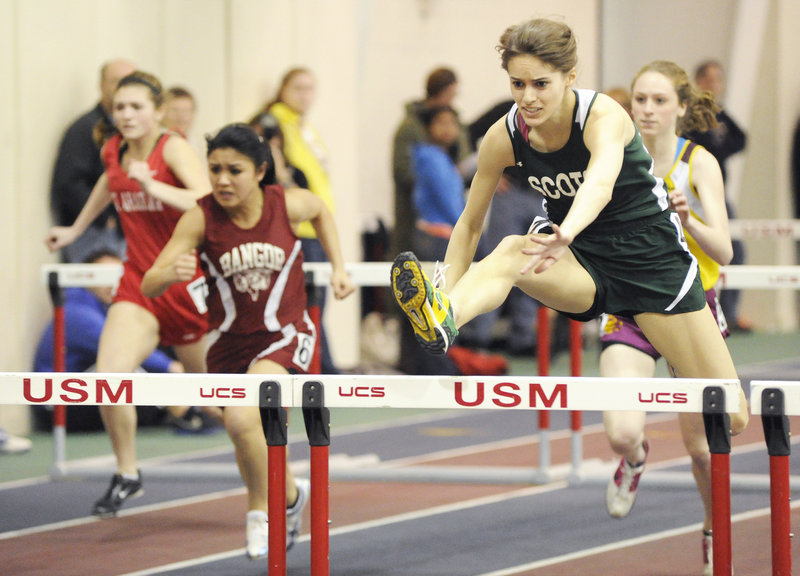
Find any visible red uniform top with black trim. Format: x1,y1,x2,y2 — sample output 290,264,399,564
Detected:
198,185,307,335
103,131,186,274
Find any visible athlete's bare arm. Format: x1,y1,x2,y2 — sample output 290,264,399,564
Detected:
443,118,514,288
285,188,354,300
141,207,205,298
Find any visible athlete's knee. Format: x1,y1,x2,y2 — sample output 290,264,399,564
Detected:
492,234,528,260
730,390,749,435
730,408,749,436
606,425,642,454
685,442,711,471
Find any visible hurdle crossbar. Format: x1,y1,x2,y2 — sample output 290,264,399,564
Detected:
728,218,800,239
0,372,741,412
40,261,800,291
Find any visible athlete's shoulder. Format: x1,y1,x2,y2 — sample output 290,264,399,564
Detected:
480,117,516,165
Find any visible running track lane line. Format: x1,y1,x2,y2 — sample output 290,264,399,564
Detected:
0,487,246,540
472,501,800,576
114,488,799,576
116,483,570,576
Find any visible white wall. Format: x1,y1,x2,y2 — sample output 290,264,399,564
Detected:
601,0,736,90
0,0,600,375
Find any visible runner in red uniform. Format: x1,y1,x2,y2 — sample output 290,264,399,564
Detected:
45,71,212,518
142,123,354,559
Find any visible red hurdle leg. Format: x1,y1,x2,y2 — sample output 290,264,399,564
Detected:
702,386,732,576
47,272,67,476
536,308,551,470
760,388,792,576
769,455,792,576
710,452,732,576
536,307,550,376
259,381,289,576
268,444,287,575
569,320,582,471
302,381,331,576
310,443,330,575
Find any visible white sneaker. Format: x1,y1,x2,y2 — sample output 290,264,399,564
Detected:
0,429,32,455
606,440,649,518
702,530,713,576
286,478,310,550
246,510,269,560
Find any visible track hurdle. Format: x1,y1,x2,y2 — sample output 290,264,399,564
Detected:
1,371,296,576
750,380,799,576
293,375,740,576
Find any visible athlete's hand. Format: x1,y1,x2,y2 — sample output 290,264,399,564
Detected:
669,189,690,225
44,226,78,252
330,269,355,300
520,223,572,275
173,251,198,283
128,160,155,189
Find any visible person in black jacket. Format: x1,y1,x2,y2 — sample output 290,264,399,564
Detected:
50,59,134,263
686,60,749,331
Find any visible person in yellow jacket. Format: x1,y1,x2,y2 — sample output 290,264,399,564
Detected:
256,67,339,373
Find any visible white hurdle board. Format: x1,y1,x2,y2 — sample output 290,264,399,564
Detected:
0,372,740,413
750,381,800,415
294,375,740,413
0,372,293,407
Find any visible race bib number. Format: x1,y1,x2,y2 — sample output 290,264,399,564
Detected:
186,276,209,315
293,332,316,372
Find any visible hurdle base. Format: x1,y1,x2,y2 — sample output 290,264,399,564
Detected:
48,461,800,492
49,462,242,481
327,462,588,485
571,469,800,492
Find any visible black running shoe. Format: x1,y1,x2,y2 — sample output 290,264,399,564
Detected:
91,472,144,518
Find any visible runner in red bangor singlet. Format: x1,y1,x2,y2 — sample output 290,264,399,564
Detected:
199,185,316,374
142,123,354,560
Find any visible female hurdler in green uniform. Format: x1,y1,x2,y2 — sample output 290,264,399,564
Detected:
391,18,749,438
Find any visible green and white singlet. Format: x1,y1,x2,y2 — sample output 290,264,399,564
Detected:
506,89,705,320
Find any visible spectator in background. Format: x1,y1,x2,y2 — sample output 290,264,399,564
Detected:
250,68,339,374
248,112,309,192
686,60,750,332
50,58,134,264
162,86,196,138
34,250,183,375
392,67,473,256
410,105,506,374
391,67,473,375
604,86,632,117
